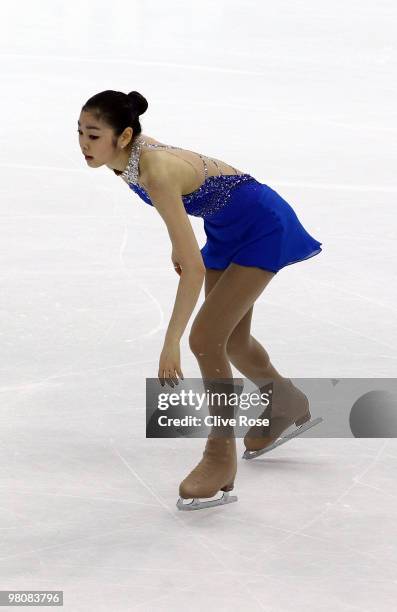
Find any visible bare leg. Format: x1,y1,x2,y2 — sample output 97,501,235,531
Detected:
204,268,286,386
177,263,276,509
200,268,319,461
228,334,286,384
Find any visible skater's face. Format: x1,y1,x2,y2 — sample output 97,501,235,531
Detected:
77,110,132,168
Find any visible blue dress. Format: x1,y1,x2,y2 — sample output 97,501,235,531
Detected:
117,135,323,274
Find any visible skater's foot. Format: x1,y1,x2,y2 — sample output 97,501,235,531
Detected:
177,379,242,511
177,436,237,510
243,379,311,453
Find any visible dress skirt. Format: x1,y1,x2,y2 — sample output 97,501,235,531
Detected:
200,179,322,274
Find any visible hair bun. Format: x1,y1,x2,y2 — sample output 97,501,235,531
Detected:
127,91,148,116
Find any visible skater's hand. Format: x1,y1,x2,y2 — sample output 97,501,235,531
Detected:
158,340,184,388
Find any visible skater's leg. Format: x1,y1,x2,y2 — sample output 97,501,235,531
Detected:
201,269,321,461
228,335,286,384
189,264,276,382
177,263,276,508
205,268,285,386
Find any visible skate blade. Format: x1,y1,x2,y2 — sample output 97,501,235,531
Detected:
176,490,238,511
242,417,323,460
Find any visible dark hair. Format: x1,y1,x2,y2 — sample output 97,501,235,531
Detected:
81,90,148,175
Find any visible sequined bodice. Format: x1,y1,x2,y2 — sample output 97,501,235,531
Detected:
118,133,256,219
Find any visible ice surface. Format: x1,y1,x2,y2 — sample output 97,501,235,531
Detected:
0,1,396,610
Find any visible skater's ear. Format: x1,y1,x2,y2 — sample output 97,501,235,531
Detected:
145,165,205,276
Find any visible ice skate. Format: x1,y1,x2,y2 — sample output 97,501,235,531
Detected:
177,435,237,510
243,378,323,460
177,379,240,511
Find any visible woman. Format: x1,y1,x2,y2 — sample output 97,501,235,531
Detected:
78,89,323,511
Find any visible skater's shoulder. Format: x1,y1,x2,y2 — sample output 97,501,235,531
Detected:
138,136,187,195
139,147,183,194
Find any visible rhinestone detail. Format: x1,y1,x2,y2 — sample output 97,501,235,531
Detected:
120,135,257,219
120,133,146,184
129,174,256,219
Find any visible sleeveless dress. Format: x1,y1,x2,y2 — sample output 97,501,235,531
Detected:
117,134,323,274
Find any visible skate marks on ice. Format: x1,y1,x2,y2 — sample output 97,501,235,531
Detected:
242,417,324,460
176,490,238,511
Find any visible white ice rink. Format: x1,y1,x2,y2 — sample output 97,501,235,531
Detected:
1,1,396,610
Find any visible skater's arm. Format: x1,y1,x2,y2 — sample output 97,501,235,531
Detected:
143,162,205,274
163,270,204,343
144,164,205,342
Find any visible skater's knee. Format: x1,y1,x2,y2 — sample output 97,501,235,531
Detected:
227,334,270,365
226,334,251,358
189,328,227,357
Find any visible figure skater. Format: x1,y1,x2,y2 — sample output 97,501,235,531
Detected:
78,89,323,511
